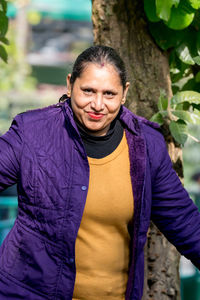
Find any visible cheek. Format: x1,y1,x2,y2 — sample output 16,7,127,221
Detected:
72,92,91,109
107,100,122,113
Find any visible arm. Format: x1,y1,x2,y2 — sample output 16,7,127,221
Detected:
151,136,200,269
0,114,23,192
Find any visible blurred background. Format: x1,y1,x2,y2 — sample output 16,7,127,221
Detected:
0,1,200,299
0,0,93,277
0,0,93,134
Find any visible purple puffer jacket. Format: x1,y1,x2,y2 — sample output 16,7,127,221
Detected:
0,99,200,300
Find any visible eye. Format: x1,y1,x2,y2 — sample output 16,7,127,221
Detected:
83,88,93,95
104,91,115,97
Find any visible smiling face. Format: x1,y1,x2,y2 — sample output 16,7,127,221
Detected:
66,63,129,136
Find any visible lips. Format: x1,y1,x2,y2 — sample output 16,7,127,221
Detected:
87,112,104,120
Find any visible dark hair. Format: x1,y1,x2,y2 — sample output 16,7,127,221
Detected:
70,45,127,89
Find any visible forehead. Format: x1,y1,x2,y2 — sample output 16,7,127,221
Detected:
78,63,122,85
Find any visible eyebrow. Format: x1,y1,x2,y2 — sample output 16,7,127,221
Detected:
80,85,118,94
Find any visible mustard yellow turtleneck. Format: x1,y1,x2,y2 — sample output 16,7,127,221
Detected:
73,132,134,300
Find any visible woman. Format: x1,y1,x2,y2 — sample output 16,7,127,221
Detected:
0,45,200,300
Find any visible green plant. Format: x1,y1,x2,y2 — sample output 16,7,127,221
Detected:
151,90,200,145
144,0,200,145
0,0,9,62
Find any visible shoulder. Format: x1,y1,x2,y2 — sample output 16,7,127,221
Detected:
10,103,66,143
121,107,167,163
121,106,164,144
19,103,64,125
139,118,165,143
138,118,167,157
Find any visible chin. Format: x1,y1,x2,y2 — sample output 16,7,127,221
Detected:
84,122,104,131
86,127,103,133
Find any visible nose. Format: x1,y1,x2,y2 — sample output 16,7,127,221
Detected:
91,94,105,111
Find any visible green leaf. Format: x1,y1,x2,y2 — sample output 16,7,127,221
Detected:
172,110,200,124
181,78,200,92
173,0,181,7
144,0,160,22
0,12,8,37
176,43,195,64
193,56,200,65
192,103,200,110
164,6,195,30
187,0,200,10
156,0,179,21
0,37,9,45
0,0,7,12
158,90,168,110
192,9,200,30
197,31,200,55
0,44,8,62
169,49,191,83
169,120,188,145
171,91,200,105
182,102,191,110
195,71,200,82
149,22,186,50
150,112,164,125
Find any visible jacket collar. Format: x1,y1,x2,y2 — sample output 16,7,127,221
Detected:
118,105,140,136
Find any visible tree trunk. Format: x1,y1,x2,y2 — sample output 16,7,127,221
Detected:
92,1,182,299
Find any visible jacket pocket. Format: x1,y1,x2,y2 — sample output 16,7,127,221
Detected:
0,221,61,298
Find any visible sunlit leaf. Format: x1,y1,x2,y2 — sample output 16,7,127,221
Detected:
175,102,190,110
187,0,200,9
155,0,179,21
156,0,172,21
0,44,8,62
165,6,194,30
193,56,200,65
171,91,200,105
172,110,200,124
173,0,180,7
169,120,188,145
158,90,168,110
150,112,164,125
176,43,195,64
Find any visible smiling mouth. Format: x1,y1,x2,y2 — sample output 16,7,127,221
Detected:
87,112,105,120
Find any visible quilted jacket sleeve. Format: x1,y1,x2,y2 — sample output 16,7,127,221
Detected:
0,114,23,192
151,134,200,269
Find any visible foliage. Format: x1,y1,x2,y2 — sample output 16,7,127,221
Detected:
0,21,38,133
0,0,9,62
151,90,200,145
144,0,200,146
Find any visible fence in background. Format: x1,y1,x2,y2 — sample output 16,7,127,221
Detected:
0,196,18,244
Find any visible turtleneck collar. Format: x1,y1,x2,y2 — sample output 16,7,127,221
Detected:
74,117,124,159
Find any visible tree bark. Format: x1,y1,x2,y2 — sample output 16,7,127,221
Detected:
92,1,182,299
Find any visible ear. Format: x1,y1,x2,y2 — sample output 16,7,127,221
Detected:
121,82,130,104
66,74,72,97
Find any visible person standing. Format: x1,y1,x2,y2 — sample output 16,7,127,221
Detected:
0,46,200,300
